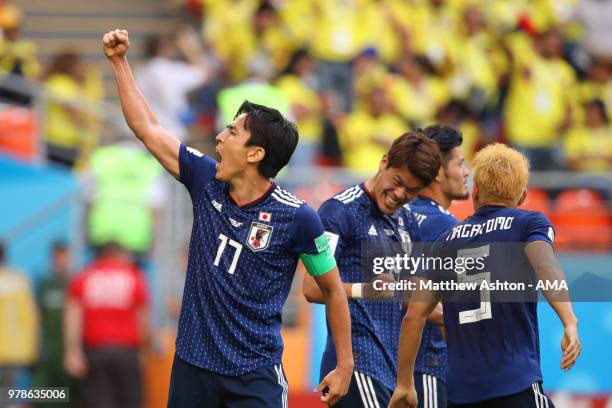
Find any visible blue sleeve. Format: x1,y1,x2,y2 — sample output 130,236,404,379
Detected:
318,199,354,258
408,211,422,242
178,144,218,194
524,212,555,245
288,204,327,255
415,230,450,281
423,214,460,243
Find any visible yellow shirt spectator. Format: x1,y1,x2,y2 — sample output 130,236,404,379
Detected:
276,74,322,144
45,74,88,149
309,0,365,62
400,0,459,70
357,1,401,64
0,267,38,365
565,126,612,172
204,0,294,81
448,6,504,108
575,80,612,123
43,51,103,169
504,32,576,147
387,57,449,127
565,99,612,172
339,87,407,174
0,38,40,79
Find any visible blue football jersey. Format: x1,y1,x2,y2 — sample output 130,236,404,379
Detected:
176,144,327,375
319,184,420,391
409,196,459,382
425,205,555,403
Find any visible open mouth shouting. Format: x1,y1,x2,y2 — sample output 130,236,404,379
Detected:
215,145,224,170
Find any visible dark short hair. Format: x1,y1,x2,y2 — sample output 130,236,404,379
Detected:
97,241,123,257
586,99,609,124
143,34,171,59
386,132,441,188
419,125,463,166
52,241,68,253
0,242,5,263
235,100,299,179
256,0,276,14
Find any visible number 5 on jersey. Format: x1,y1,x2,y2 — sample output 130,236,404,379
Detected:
214,233,243,274
457,244,491,324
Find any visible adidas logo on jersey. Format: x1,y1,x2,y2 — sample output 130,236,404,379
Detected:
229,218,243,228
211,200,222,212
368,225,377,236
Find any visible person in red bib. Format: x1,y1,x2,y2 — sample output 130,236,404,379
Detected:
64,241,150,408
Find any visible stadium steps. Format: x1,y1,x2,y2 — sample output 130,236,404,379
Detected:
17,0,185,102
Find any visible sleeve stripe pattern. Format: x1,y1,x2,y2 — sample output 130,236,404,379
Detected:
271,193,300,208
271,187,302,208
336,188,363,204
186,146,204,157
274,187,303,205
334,185,360,201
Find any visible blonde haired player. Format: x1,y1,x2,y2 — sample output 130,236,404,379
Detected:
389,144,581,408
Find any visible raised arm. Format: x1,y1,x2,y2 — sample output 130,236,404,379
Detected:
102,29,180,177
525,241,581,371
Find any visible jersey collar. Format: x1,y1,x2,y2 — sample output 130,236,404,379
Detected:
226,182,276,209
361,182,382,215
475,204,507,216
415,195,441,208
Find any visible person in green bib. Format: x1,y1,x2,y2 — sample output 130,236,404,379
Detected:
87,141,165,259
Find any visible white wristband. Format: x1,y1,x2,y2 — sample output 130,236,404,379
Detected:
351,283,363,299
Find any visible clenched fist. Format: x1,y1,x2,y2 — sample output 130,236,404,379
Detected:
388,385,418,408
103,29,130,59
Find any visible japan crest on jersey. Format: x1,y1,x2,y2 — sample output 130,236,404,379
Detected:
399,228,413,255
247,221,273,251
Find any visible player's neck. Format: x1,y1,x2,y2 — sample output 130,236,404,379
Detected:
418,186,450,209
228,173,272,207
475,201,512,210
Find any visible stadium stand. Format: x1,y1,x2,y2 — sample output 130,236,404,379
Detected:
520,187,552,217
553,188,612,250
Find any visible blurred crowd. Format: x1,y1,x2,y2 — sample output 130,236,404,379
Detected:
0,0,611,176
185,0,612,173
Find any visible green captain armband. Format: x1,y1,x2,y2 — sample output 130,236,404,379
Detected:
299,233,337,276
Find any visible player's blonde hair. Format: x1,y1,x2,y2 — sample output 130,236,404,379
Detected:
472,143,529,205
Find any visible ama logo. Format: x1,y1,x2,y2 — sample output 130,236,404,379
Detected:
247,222,273,251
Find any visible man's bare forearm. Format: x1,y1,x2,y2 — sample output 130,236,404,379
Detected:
396,313,426,387
325,287,354,369
109,56,159,137
525,241,578,327
303,273,355,304
426,302,444,326
64,299,83,353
